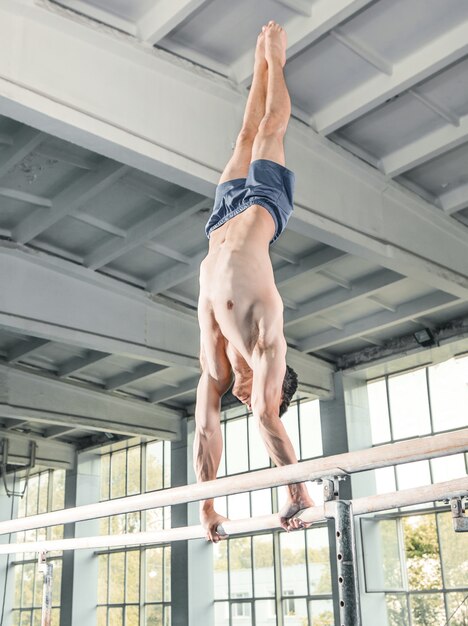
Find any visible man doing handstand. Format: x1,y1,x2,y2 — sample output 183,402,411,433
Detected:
195,21,314,542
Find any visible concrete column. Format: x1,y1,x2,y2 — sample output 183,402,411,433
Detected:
60,452,100,626
0,482,18,626
342,373,388,626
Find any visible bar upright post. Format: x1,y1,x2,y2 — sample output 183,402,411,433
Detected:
38,551,53,626
325,498,361,626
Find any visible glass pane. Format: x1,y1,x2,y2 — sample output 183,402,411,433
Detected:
309,599,334,625
446,592,468,626
429,357,468,432
388,369,431,439
438,511,468,588
109,607,123,626
298,399,323,459
403,515,442,590
280,530,307,595
14,564,22,607
52,559,62,605
282,596,307,621
375,466,397,495
386,594,409,626
26,475,39,516
51,609,60,626
101,454,110,501
231,600,252,625
280,403,300,458
229,537,253,596
146,548,163,602
97,607,107,626
126,551,140,603
164,606,171,626
227,492,250,519
108,552,125,604
367,379,391,444
361,518,403,591
145,508,164,532
20,611,31,626
397,460,431,490
255,599,276,624
213,541,229,599
431,454,466,483
38,472,49,514
307,526,332,594
110,514,126,535
111,451,126,499
145,604,163,626
33,610,42,626
248,415,270,470
253,535,275,597
226,418,248,475
22,563,35,605
51,470,65,511
214,602,229,626
409,593,445,626
11,610,20,626
127,447,141,495
164,441,171,488
164,546,171,602
146,442,163,492
126,511,140,534
97,555,108,604
125,606,139,626
217,422,227,478
251,489,272,517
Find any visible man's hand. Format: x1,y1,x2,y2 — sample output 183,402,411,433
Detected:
279,496,314,532
201,507,229,543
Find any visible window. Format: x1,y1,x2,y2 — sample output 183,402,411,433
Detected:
11,470,65,626
97,441,171,626
213,399,332,626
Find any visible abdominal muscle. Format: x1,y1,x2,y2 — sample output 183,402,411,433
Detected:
199,206,283,364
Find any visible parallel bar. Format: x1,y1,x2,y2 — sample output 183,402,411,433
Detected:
1,478,466,554
0,429,466,535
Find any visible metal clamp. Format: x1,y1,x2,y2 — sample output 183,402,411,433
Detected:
1,439,37,497
451,497,468,532
316,473,348,502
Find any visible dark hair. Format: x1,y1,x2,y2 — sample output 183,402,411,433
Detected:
279,365,298,417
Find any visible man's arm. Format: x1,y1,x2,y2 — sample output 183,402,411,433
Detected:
194,349,232,541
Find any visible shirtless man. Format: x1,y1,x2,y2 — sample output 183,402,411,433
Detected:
195,21,314,542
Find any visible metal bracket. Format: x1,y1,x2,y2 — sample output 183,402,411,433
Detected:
1,439,37,497
451,497,468,532
317,474,348,502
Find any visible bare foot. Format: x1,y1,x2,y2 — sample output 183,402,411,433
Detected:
279,494,315,532
200,507,229,543
254,28,267,71
264,20,287,68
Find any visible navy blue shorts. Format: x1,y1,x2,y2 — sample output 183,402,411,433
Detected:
205,159,295,244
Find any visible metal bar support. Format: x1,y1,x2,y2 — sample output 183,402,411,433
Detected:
325,500,362,626
38,551,53,626
451,496,468,532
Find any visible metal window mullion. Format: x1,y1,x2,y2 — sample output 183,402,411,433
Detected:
425,367,435,435
296,401,303,461
273,531,283,626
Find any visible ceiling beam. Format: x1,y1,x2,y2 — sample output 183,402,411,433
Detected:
137,0,209,45
0,427,75,470
0,186,51,207
284,269,404,327
0,362,182,440
273,0,312,17
147,248,206,294
58,351,111,378
149,375,200,404
314,21,468,135
274,247,347,287
329,28,393,75
0,244,200,371
0,126,44,178
6,338,50,363
51,0,138,36
13,160,128,244
85,195,207,270
438,181,468,215
381,113,468,177
299,291,459,352
43,425,80,439
2,2,467,297
105,363,167,391
231,0,375,84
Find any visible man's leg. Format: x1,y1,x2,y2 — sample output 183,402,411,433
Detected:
219,29,268,183
251,21,290,166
